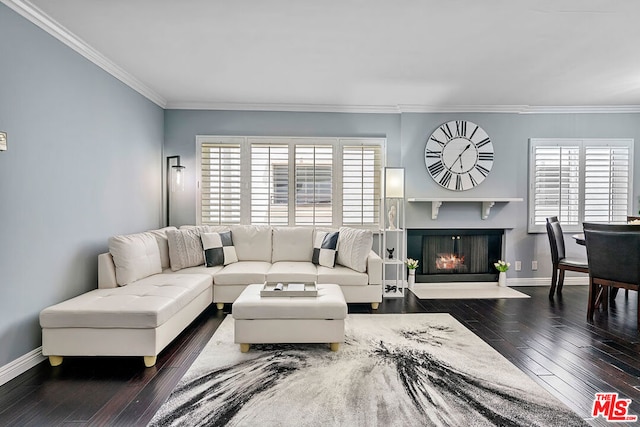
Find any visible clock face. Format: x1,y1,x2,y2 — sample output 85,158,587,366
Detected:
424,120,494,191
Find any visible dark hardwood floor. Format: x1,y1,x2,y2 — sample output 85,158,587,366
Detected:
1,285,639,426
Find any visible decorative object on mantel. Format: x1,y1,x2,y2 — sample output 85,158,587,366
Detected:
407,197,524,220
494,260,510,287
425,120,494,191
406,258,419,289
0,131,7,151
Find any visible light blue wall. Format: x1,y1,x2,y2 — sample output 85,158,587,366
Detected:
0,5,164,366
166,109,640,281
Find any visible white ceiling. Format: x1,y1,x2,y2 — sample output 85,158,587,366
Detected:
14,0,640,112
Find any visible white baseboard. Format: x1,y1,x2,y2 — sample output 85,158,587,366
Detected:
0,347,46,387
507,276,589,287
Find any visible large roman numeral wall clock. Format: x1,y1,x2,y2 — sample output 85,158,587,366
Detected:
424,120,494,191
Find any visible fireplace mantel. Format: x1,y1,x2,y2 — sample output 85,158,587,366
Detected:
407,197,523,220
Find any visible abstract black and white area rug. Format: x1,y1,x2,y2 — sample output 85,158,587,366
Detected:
149,314,587,427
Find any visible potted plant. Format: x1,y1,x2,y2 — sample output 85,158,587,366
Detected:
406,258,419,289
494,260,510,287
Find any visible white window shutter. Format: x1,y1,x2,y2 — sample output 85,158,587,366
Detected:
251,144,289,225
532,144,580,227
200,142,242,224
294,145,333,226
584,145,630,223
342,144,382,226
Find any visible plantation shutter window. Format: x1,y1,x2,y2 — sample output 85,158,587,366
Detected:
197,136,385,228
251,144,289,225
342,144,382,226
531,144,580,227
294,145,333,226
528,138,633,233
199,141,242,225
584,144,630,223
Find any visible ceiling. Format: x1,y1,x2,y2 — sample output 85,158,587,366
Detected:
12,0,640,112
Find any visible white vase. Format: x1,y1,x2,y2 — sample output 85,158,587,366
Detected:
498,271,507,287
408,270,416,289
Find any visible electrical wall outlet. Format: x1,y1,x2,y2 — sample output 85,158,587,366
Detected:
531,260,538,270
515,261,522,271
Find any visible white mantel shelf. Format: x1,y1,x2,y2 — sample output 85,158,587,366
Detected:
407,197,524,220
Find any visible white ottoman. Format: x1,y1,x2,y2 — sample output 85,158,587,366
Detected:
232,283,347,352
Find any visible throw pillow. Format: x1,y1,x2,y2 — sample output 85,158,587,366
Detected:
336,227,373,273
108,232,163,286
201,231,238,267
166,229,205,271
312,231,339,268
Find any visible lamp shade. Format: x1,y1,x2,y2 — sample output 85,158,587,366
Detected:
385,167,405,198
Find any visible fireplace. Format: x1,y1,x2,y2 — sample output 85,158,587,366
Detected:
407,229,504,282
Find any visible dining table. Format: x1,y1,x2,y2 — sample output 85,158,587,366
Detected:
572,233,585,246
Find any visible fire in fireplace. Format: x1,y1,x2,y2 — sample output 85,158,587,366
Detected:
407,229,504,283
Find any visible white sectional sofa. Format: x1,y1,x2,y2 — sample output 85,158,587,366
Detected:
40,225,382,367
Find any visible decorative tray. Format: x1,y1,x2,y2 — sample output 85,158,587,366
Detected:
260,282,318,297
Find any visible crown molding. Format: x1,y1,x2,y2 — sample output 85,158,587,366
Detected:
167,101,640,114
2,0,167,108
165,101,401,114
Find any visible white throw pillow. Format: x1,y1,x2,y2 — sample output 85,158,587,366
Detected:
272,227,314,262
109,232,162,286
201,231,238,267
312,231,339,268
336,227,373,273
147,226,177,270
166,229,205,271
230,225,273,262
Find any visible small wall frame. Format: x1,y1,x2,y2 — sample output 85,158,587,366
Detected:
0,132,7,151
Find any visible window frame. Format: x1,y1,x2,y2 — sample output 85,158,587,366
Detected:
196,135,385,229
528,138,634,233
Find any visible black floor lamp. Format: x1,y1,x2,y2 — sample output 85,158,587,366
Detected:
166,155,185,227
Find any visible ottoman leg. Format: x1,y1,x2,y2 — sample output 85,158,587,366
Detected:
371,302,379,310
330,343,340,352
240,343,250,353
216,303,224,310
48,356,63,367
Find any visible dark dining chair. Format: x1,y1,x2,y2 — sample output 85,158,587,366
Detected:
583,222,640,328
545,216,589,297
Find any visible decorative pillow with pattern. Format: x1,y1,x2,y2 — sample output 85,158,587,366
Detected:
201,231,238,267
312,231,339,268
166,229,205,271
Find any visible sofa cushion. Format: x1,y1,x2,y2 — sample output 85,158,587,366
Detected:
167,265,223,277
230,225,272,262
202,231,238,267
312,231,339,268
167,229,205,271
180,225,230,233
213,261,271,285
336,227,373,273
317,264,369,286
39,273,212,329
147,227,177,270
267,262,318,283
272,227,313,262
108,232,162,286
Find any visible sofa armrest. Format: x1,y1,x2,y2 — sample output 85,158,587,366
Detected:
366,250,382,285
98,252,118,289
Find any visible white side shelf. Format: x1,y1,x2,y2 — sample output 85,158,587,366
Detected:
407,197,523,220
